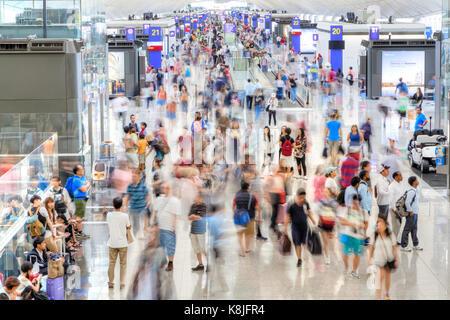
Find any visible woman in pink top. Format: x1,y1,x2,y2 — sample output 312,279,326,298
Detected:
313,165,326,202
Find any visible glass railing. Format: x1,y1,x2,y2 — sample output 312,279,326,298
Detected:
0,113,84,154
0,133,59,277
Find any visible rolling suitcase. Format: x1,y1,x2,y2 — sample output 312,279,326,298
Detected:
47,276,64,300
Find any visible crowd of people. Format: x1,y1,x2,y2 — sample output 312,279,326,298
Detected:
0,12,434,301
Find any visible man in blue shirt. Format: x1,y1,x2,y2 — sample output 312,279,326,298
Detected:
125,170,149,238
345,177,360,208
401,176,423,252
414,107,428,131
395,77,408,95
72,165,91,239
324,112,342,166
357,170,372,215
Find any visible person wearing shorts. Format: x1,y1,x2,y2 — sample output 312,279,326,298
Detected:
71,165,90,239
233,181,261,257
153,182,181,271
284,188,316,267
338,194,368,279
188,194,207,271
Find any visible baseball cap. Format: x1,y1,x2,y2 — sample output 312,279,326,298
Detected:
296,188,306,196
326,167,337,175
271,92,276,98
378,163,390,172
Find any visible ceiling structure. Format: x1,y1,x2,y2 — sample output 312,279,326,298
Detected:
105,0,442,20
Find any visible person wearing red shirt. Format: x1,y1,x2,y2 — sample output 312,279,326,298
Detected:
339,147,360,188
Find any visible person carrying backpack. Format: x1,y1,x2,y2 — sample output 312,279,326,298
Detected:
44,176,72,219
279,127,295,173
65,165,91,240
400,176,423,252
233,181,261,257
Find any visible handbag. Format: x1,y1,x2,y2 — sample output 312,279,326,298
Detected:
307,222,323,255
322,145,328,158
48,254,65,279
127,228,135,244
278,233,292,255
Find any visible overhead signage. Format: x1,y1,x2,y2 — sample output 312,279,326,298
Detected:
143,24,150,35
170,30,175,37
425,26,432,39
313,34,318,41
126,27,135,41
369,26,379,40
224,23,236,34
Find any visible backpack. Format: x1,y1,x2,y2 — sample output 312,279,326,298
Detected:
26,206,45,237
336,187,347,206
281,138,293,156
233,195,252,226
395,189,416,218
65,176,75,200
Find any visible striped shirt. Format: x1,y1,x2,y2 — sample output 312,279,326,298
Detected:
339,156,359,188
126,182,148,210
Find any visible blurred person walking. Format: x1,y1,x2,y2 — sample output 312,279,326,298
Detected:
368,216,399,300
152,183,181,271
106,197,131,290
373,164,391,219
284,188,316,267
266,93,278,127
361,118,372,158
233,181,261,257
124,170,149,238
188,193,208,271
338,194,368,279
324,112,342,167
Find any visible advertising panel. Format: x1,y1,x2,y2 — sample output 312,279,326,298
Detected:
108,52,125,95
381,51,425,96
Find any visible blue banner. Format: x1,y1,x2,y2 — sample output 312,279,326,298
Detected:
149,27,161,41
369,26,379,40
126,28,135,41
252,14,258,28
330,25,343,71
143,24,150,35
265,15,271,32
425,26,432,39
291,19,301,54
148,51,161,70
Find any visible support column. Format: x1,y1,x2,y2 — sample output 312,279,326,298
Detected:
291,18,301,54
329,25,343,72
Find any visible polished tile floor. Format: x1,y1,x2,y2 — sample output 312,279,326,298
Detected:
66,50,450,300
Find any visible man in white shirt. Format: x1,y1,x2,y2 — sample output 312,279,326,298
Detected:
106,197,131,289
374,164,391,219
152,182,181,271
388,171,404,244
244,79,255,110
112,93,130,127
